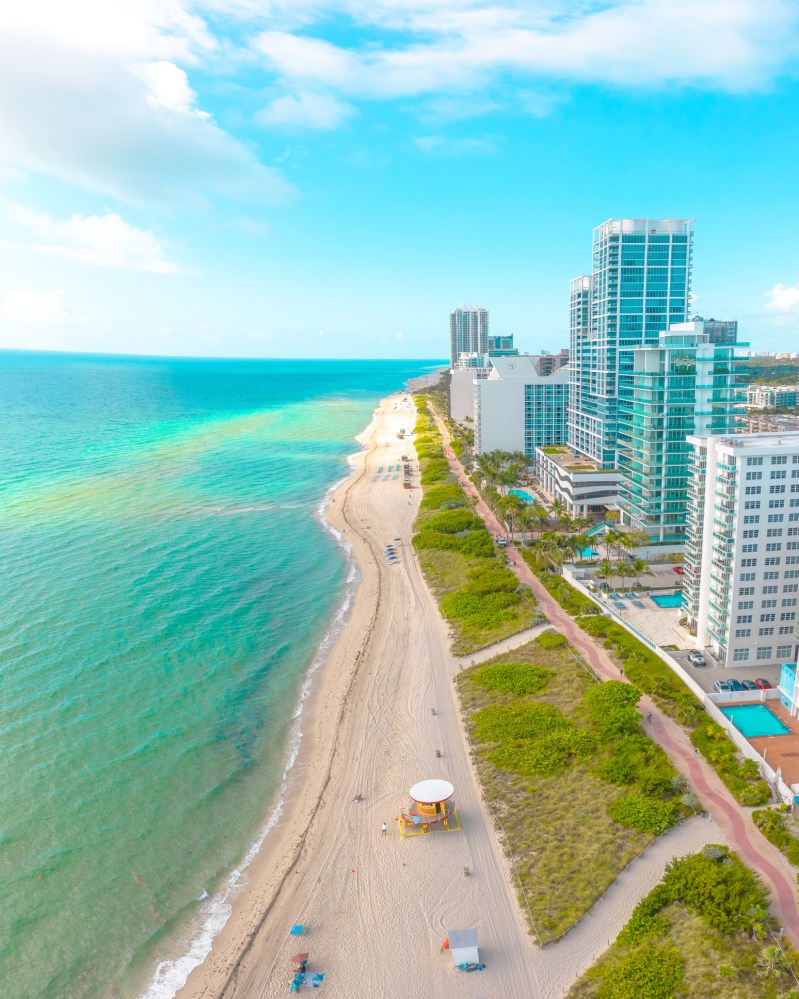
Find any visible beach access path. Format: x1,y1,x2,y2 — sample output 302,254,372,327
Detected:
175,394,733,999
431,405,799,949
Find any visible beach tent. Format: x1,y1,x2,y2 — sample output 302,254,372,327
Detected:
446,928,479,965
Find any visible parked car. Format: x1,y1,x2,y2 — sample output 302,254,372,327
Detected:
687,651,706,666
740,680,759,691
727,679,745,692
714,680,731,693
755,678,773,690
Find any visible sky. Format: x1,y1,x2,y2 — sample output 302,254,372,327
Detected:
1,0,799,360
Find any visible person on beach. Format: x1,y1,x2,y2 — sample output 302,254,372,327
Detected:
381,822,387,836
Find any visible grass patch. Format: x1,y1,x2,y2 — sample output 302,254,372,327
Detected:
411,398,540,654
752,807,799,865
458,634,685,941
567,845,799,999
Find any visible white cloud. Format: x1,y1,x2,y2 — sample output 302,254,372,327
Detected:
0,3,294,206
416,134,498,155
395,331,405,341
8,203,188,274
1,289,81,326
251,0,799,102
257,91,355,130
766,282,799,313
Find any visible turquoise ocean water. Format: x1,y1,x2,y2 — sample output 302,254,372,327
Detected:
0,352,436,999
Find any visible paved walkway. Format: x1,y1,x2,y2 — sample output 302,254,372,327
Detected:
432,407,799,947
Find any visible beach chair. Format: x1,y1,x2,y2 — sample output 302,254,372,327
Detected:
289,924,305,936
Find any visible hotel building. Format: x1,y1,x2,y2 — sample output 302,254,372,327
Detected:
684,433,799,668
474,355,569,460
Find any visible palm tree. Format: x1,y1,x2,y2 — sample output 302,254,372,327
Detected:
630,557,654,589
498,494,523,536
529,502,550,539
746,905,770,942
604,528,623,561
757,944,790,980
549,498,567,529
570,534,591,562
597,558,617,590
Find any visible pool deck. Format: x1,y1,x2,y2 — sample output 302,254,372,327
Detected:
730,700,799,786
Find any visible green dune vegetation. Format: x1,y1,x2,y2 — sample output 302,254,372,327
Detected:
567,845,799,999
457,632,691,942
412,398,542,654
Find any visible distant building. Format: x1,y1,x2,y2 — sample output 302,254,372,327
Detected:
742,414,799,434
450,306,488,368
692,317,738,345
488,335,514,352
683,433,799,668
449,363,491,422
617,321,745,539
474,355,569,460
747,385,799,410
568,219,693,467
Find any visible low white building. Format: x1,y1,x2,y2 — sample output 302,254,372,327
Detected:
684,432,799,668
534,446,620,518
473,354,569,460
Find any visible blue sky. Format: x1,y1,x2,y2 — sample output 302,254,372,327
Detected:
1,0,798,359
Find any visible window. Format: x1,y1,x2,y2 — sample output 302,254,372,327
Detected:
757,647,773,660
742,559,758,567
787,571,799,579
742,544,758,553
771,470,787,480
747,457,764,466
783,598,797,607
791,514,799,521
778,645,794,658
789,541,799,550
773,456,788,465
739,586,755,596
768,528,784,537
768,514,785,523
770,499,785,508
781,612,796,621
785,584,799,593
745,500,761,510
743,530,759,539
779,625,794,635
735,628,752,638
762,599,777,608
764,571,780,580
738,601,754,609
763,585,778,594
741,572,757,581
767,544,782,552
771,485,786,494
790,528,799,536
766,557,781,566
746,471,763,480
760,613,776,622
759,627,774,636
793,499,799,507
737,614,753,623
733,649,750,661
744,516,760,525
746,486,762,495
788,556,799,565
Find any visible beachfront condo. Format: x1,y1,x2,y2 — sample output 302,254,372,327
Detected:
449,306,489,368
617,320,746,540
568,218,693,468
684,432,799,668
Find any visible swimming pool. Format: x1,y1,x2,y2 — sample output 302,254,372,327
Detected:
509,489,534,503
651,592,683,608
720,704,791,738
579,548,598,559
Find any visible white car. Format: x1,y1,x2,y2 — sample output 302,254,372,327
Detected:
687,651,706,666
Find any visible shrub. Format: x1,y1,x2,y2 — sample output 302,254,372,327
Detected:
471,661,553,696
473,702,569,744
609,793,677,835
422,509,480,534
460,530,496,557
441,590,521,629
420,483,466,510
420,461,450,485
462,566,519,595
690,722,770,807
536,631,566,649
595,736,675,797
753,809,799,866
597,945,684,999
413,530,464,552
490,727,597,778
585,680,642,736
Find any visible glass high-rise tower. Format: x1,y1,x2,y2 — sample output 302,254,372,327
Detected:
568,219,693,466
449,306,488,368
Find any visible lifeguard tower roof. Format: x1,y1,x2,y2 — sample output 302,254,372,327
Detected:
409,779,454,804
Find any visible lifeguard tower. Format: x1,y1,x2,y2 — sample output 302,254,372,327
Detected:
397,779,460,837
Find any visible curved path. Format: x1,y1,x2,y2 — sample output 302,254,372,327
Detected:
432,407,799,947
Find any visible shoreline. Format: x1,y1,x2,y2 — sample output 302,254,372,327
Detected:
140,403,383,999
166,399,389,999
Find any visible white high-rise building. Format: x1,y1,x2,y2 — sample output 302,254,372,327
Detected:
684,433,799,668
450,306,488,368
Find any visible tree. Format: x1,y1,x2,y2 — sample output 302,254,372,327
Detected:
498,494,523,535
598,558,617,590
617,562,637,591
604,528,623,560
758,944,790,980
630,557,654,588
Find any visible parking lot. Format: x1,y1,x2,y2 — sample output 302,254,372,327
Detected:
668,648,783,695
